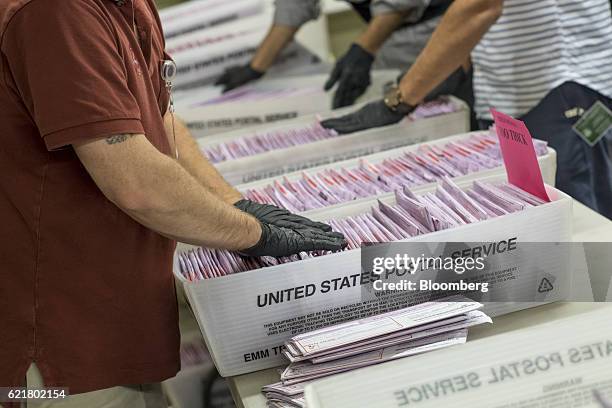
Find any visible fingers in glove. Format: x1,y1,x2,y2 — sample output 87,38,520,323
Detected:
324,63,342,91
321,113,364,134
214,72,229,86
320,110,360,131
294,230,348,253
302,237,348,253
280,215,334,232
300,227,346,242
308,230,347,245
233,201,332,233
282,224,345,240
332,80,352,109
332,81,366,109
222,83,239,93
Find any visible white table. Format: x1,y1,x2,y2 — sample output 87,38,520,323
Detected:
226,201,612,408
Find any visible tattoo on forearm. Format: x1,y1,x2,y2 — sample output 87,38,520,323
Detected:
106,134,134,145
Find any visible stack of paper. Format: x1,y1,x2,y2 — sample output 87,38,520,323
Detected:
262,296,492,408
203,122,337,163
176,178,548,281
201,99,460,163
243,131,549,212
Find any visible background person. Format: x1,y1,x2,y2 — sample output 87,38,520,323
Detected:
215,0,474,113
321,0,612,219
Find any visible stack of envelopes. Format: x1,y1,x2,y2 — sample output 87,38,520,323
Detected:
202,99,460,163
243,131,548,212
262,296,492,408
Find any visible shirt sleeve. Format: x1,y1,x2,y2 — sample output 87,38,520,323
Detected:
1,0,145,150
273,0,321,27
371,0,433,22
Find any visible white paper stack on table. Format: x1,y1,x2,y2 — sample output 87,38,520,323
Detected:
262,296,492,408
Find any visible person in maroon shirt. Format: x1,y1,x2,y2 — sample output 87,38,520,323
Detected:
0,0,345,406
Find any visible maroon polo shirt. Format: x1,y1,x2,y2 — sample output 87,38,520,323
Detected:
0,0,180,392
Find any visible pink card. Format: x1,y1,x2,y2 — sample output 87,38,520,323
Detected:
491,109,550,202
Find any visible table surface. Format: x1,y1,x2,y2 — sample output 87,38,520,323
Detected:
227,201,612,408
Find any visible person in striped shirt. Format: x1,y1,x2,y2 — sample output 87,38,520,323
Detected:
322,0,612,219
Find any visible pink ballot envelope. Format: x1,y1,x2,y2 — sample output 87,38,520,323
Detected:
491,109,551,202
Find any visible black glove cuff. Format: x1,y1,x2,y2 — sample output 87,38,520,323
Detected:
350,43,375,65
241,222,269,256
246,64,265,79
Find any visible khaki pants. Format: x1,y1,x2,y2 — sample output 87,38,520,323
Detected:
1,364,168,408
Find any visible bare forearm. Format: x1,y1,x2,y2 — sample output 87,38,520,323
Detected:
399,0,503,105
75,135,260,250
356,12,407,54
126,155,257,249
169,114,242,204
251,24,298,72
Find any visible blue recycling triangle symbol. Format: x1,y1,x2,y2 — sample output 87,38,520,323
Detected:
538,277,554,293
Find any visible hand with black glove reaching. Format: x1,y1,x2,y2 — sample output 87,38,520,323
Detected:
235,199,339,233
235,199,347,257
320,100,406,135
324,44,374,109
321,66,471,135
240,222,347,257
215,64,264,93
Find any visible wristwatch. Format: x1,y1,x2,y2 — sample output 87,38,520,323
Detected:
384,86,416,115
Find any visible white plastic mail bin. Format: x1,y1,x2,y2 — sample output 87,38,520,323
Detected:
175,179,572,377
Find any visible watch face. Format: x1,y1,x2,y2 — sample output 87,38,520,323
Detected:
384,87,401,108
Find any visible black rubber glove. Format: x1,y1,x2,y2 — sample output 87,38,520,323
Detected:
241,223,348,257
324,44,374,109
235,199,339,234
215,64,264,93
320,100,405,135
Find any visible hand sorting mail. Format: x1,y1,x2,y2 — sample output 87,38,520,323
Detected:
262,296,492,408
176,178,548,281
202,99,460,164
243,131,549,212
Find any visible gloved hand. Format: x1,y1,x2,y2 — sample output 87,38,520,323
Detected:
320,100,405,135
240,222,347,258
235,199,338,234
215,64,264,93
324,44,374,109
